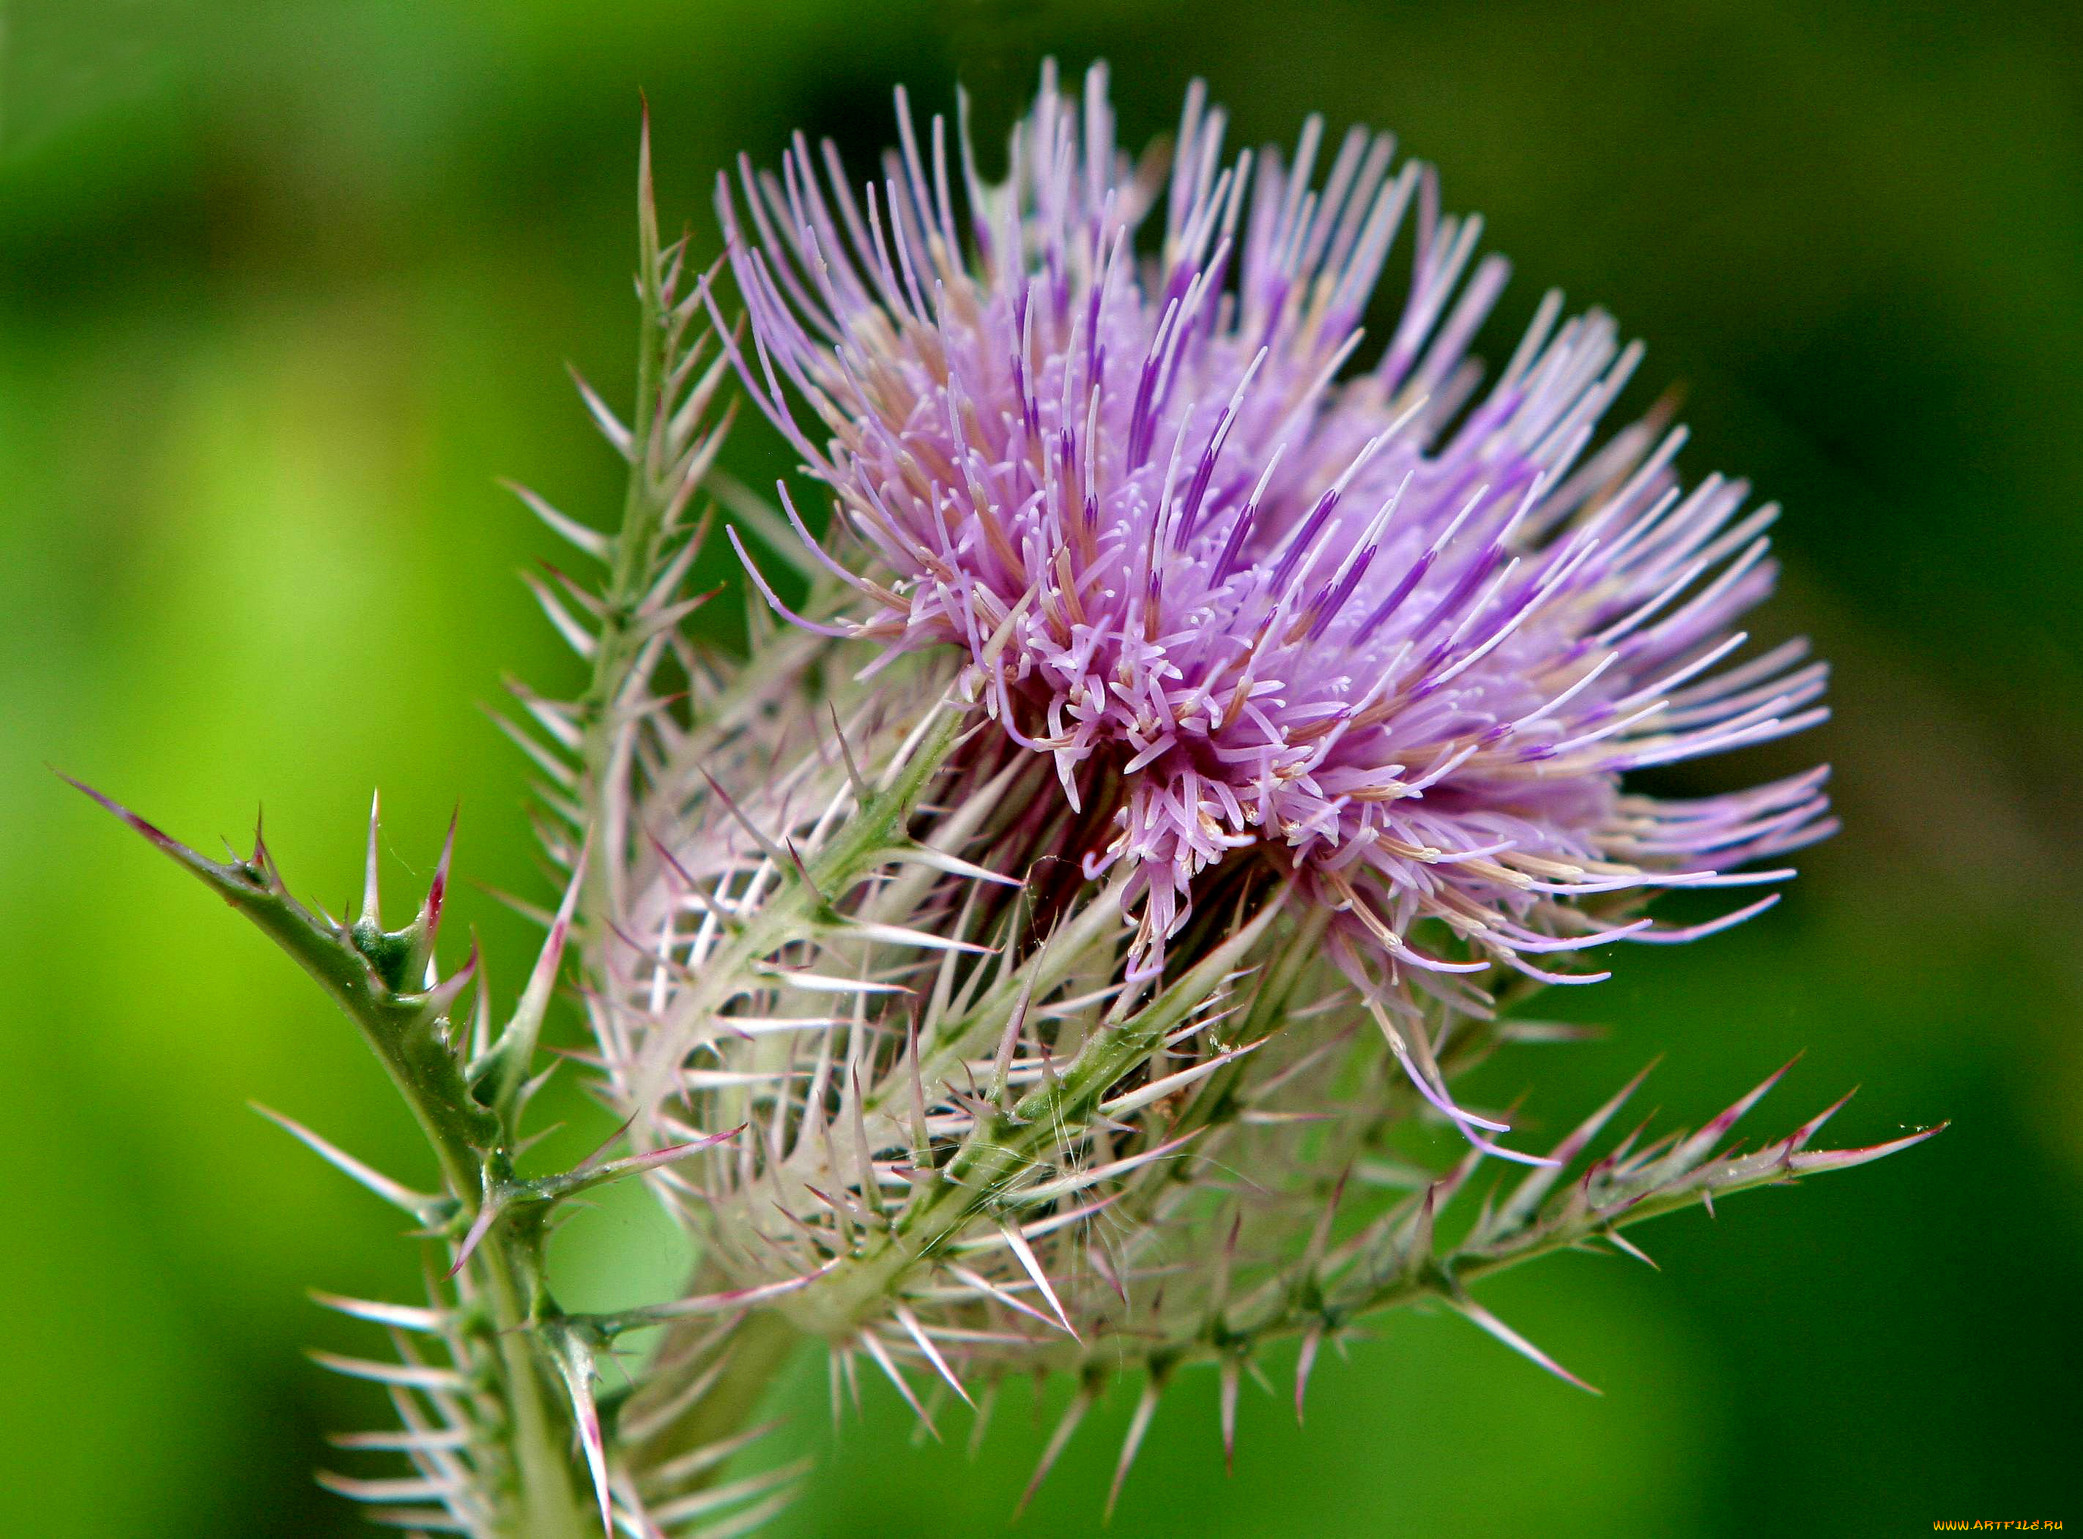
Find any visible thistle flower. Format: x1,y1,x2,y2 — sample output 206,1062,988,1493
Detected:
722,63,1835,1048
554,64,1911,1504
73,78,1941,1539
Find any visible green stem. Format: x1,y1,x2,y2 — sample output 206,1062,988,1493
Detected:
484,1245,592,1538
319,957,589,1534
316,957,591,1535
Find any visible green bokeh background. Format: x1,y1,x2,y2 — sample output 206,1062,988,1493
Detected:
3,2,2079,1534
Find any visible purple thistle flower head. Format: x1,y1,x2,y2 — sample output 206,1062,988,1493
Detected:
721,61,1834,1030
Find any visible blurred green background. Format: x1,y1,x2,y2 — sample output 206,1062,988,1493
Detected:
3,1,2079,1534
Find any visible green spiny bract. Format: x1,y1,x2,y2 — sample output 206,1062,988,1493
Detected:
73,86,1942,1539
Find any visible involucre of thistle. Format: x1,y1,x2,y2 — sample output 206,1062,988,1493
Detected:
75,63,1941,1539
